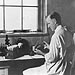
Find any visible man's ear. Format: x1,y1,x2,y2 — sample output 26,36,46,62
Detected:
52,19,56,24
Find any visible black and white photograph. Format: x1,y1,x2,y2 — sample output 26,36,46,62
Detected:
0,0,75,75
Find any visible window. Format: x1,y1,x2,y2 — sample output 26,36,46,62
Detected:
0,0,47,32
5,7,21,30
0,7,3,30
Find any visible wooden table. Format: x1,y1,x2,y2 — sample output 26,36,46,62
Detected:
0,55,45,75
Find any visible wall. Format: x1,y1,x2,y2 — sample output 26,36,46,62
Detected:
0,34,49,48
47,0,75,32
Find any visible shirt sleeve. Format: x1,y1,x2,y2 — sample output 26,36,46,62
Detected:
45,35,61,63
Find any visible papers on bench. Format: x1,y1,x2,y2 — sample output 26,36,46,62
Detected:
0,55,44,61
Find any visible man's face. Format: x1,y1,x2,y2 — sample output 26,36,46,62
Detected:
46,15,56,31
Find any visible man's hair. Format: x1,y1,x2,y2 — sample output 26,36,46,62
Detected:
50,12,61,25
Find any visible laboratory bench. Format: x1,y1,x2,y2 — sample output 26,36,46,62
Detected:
0,55,45,75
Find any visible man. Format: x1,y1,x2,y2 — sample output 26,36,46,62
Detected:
44,12,73,75
23,12,73,75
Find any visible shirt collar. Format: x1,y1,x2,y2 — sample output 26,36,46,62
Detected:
55,25,62,33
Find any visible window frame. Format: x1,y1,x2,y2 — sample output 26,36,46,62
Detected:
0,0,47,34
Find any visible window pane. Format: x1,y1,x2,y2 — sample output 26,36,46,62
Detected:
23,0,38,6
0,0,3,5
5,7,21,31
5,0,21,5
0,7,3,30
23,7,38,31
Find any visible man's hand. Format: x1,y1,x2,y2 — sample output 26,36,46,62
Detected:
32,46,39,53
43,41,49,49
32,46,45,56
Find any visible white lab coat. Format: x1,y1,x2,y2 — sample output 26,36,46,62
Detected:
45,25,73,75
